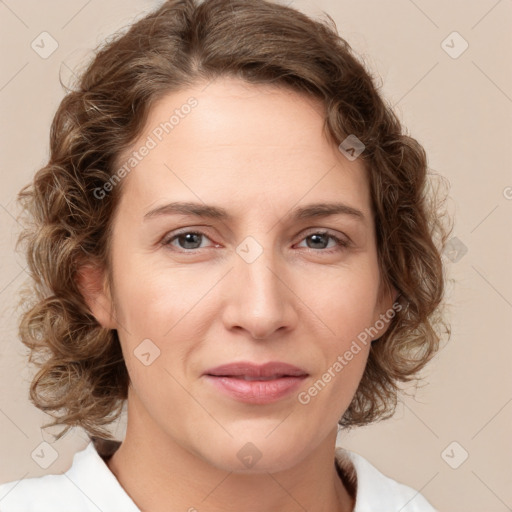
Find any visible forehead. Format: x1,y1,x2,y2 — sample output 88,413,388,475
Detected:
114,77,371,223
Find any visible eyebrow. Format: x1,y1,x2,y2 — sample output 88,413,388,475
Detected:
143,201,366,223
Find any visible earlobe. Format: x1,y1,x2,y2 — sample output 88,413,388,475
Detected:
75,264,117,330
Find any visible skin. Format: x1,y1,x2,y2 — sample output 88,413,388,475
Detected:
79,76,397,512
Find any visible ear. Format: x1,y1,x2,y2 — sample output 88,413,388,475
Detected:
75,264,117,330
370,281,400,341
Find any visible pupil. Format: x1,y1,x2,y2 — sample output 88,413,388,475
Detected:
309,234,327,249
180,233,201,249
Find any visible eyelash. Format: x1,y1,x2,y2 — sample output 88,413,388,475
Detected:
160,229,350,254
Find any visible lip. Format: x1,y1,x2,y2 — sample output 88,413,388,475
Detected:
203,361,309,404
204,361,308,378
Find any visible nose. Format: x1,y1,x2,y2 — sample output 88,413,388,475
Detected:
221,245,298,340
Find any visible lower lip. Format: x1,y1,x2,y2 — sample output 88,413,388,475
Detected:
204,375,307,404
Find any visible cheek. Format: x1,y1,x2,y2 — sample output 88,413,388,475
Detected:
291,266,378,410
111,261,217,385
295,260,381,340
297,340,370,427
111,254,210,333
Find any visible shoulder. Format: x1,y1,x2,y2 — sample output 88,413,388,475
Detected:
335,447,438,512
0,442,139,512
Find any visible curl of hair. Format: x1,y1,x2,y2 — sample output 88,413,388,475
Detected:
16,0,453,441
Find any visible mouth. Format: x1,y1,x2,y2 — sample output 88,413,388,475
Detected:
203,361,309,404
215,375,292,381
204,361,308,378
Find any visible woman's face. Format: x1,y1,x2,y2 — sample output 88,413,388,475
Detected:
87,77,395,473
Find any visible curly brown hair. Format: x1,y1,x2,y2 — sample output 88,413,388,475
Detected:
15,0,452,442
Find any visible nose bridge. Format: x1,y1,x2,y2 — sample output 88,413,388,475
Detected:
223,233,295,338
241,246,281,301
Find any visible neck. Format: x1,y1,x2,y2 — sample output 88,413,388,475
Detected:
106,395,355,512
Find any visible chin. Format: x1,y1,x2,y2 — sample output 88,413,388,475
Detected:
194,429,313,474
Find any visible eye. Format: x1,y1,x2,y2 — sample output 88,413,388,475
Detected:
161,229,350,253
161,230,215,251
295,230,350,253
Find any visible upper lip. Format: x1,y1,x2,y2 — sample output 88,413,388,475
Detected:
204,361,308,378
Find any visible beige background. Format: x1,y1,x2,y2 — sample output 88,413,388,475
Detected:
1,1,511,510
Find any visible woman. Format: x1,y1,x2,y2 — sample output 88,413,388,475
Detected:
0,0,451,510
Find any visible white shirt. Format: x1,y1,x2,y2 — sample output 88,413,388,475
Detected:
0,440,438,512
